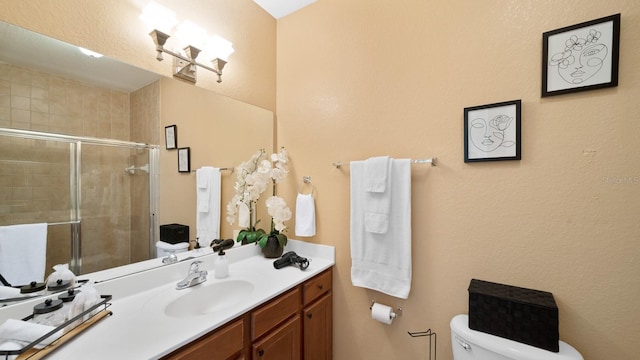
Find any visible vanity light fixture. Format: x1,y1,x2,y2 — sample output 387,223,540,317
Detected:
149,28,233,83
143,2,234,84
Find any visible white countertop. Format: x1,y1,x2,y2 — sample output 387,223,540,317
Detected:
0,240,335,359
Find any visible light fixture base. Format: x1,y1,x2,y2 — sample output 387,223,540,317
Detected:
173,57,197,83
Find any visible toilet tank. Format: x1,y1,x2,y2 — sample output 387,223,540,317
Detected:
450,314,584,360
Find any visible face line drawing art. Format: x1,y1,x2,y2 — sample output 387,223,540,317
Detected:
549,29,608,85
469,114,515,153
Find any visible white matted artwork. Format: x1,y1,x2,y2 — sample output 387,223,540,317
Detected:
542,14,620,97
464,100,521,162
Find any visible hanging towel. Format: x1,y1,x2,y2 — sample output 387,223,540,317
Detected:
350,159,412,299
295,193,316,237
363,156,393,234
196,167,221,248
364,156,390,193
196,168,210,212
0,223,47,286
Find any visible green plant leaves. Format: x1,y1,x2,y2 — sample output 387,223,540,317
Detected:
237,228,266,244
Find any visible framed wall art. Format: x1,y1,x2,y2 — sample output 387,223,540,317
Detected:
542,13,620,97
165,125,177,150
177,147,191,173
464,100,521,163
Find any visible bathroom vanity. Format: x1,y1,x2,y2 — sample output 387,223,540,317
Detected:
0,240,334,359
163,267,332,359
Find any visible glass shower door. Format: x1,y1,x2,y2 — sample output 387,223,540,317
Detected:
79,143,153,274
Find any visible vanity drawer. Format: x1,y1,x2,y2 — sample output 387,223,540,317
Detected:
163,318,244,360
252,287,301,340
303,268,332,306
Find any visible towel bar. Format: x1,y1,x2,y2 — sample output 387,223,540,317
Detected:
333,157,437,168
190,167,234,173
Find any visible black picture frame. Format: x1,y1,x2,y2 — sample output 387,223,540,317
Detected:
542,13,620,97
177,147,191,173
165,125,177,150
464,100,521,163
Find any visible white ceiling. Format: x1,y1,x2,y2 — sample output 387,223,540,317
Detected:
252,0,316,19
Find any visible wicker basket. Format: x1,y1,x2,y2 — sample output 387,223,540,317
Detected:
468,279,559,352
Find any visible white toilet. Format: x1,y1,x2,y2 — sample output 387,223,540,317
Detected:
450,314,584,360
155,241,189,258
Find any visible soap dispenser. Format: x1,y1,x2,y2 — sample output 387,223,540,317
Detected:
215,250,229,279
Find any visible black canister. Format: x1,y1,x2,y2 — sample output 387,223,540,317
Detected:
33,298,65,326
47,278,71,293
20,281,46,295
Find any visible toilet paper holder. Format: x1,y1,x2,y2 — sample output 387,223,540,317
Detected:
408,328,437,360
370,300,402,319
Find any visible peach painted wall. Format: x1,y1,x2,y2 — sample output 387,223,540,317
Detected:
276,1,640,359
157,77,273,242
3,1,640,359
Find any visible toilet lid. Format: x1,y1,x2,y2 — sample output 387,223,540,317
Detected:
156,241,189,250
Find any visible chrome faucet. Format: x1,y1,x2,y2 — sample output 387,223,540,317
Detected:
176,261,208,290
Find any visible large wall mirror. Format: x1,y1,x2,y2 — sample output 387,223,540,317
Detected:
0,21,273,291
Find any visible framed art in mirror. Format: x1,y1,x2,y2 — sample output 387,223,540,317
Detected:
165,125,177,149
178,147,191,173
464,100,521,163
542,13,620,97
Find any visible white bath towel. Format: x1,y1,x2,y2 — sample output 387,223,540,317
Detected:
364,156,390,193
196,167,221,248
196,168,210,212
0,286,20,299
0,319,62,349
350,159,412,299
0,223,48,286
363,156,393,234
295,193,316,237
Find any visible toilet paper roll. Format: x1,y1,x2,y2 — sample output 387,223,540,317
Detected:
371,302,395,325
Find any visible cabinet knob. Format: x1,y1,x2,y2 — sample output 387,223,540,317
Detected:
258,349,264,357
318,284,323,290
307,313,313,319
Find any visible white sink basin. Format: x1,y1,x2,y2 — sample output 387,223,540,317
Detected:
143,279,255,318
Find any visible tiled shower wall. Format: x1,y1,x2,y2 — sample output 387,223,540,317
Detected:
0,62,159,277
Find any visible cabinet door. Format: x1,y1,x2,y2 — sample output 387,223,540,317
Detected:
162,318,244,360
252,314,301,360
303,292,332,360
252,287,300,340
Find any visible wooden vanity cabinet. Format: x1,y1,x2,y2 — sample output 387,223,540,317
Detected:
302,269,333,360
162,268,332,360
251,314,301,359
162,317,245,360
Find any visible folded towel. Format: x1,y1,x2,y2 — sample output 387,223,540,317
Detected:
0,286,20,299
196,167,213,212
0,319,62,349
363,157,393,234
196,169,209,189
364,156,390,193
0,339,21,359
350,159,412,299
0,223,48,286
295,193,316,237
196,167,221,248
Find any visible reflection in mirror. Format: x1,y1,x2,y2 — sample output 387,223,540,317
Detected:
0,20,163,287
0,21,274,300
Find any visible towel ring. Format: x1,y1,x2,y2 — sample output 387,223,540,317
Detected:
299,176,316,195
